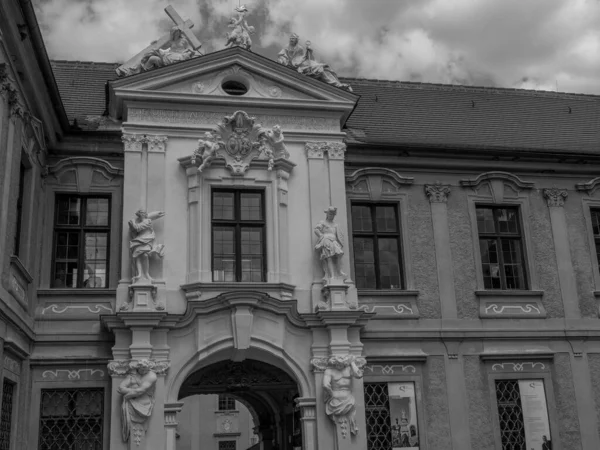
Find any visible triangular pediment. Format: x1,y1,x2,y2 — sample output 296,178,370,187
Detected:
109,47,357,120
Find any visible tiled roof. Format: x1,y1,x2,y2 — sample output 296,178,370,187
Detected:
344,78,600,154
51,60,119,125
51,60,600,153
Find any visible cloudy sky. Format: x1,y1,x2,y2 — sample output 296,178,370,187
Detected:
34,0,600,94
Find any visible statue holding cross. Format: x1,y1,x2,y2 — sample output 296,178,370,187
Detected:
116,5,203,77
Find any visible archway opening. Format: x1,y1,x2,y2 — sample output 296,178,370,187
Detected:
177,359,302,450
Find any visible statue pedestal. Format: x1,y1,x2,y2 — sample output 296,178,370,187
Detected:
319,283,358,311
122,282,166,312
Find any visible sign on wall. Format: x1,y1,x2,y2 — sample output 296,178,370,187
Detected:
388,382,419,449
518,380,552,450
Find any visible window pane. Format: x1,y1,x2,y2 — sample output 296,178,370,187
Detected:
213,227,236,281
375,206,397,232
364,383,392,450
240,193,262,221
352,206,372,232
495,381,526,450
84,233,108,288
501,239,525,289
354,237,376,289
213,192,235,220
53,261,79,288
497,208,519,234
592,210,600,236
378,238,401,289
476,207,495,234
57,196,81,225
85,198,109,226
480,239,501,289
241,227,263,282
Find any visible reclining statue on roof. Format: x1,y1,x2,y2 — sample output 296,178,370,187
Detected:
116,27,202,77
277,33,352,92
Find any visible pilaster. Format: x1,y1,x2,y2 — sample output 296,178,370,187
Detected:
443,342,472,450
425,183,457,319
543,187,580,319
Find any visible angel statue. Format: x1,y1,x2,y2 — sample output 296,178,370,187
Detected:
129,209,165,284
193,132,222,173
277,33,352,91
116,27,203,77
314,206,347,284
259,125,289,170
225,5,255,50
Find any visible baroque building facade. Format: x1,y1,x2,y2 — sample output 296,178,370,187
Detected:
3,2,600,450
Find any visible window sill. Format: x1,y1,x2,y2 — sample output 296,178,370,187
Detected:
37,289,117,297
475,290,546,318
357,289,419,319
180,282,296,300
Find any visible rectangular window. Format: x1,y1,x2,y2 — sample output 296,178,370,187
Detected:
219,441,236,450
495,379,552,450
218,395,236,411
52,195,110,288
352,204,403,289
0,379,16,450
38,388,104,450
13,162,26,257
212,190,265,282
476,206,527,290
590,209,600,268
364,382,420,450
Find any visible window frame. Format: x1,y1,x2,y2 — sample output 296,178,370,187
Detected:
51,194,112,289
211,189,267,283
217,394,236,411
475,205,528,290
351,202,404,290
584,202,600,291
13,162,27,258
487,370,560,450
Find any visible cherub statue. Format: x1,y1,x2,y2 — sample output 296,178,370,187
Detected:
193,132,221,173
118,359,158,444
225,5,255,50
314,206,347,284
116,27,202,77
323,355,365,437
129,210,165,284
259,125,289,170
277,33,352,91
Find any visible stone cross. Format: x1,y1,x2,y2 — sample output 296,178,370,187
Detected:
117,5,201,75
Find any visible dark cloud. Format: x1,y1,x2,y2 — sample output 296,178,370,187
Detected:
33,0,600,94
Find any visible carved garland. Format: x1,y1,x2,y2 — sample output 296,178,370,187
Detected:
107,359,170,376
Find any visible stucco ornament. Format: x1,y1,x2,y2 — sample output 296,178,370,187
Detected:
322,355,366,438
314,207,347,284
116,27,202,77
129,210,165,284
277,33,352,91
543,187,568,207
225,5,255,50
117,359,161,446
193,131,223,172
189,111,291,175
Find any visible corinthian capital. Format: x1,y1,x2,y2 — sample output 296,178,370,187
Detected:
146,135,168,153
305,141,327,159
327,142,346,160
122,133,146,152
543,187,568,207
425,182,451,203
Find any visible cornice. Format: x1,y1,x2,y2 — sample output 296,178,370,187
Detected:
459,171,535,190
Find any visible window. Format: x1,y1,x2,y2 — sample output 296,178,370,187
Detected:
219,441,236,450
0,379,16,450
476,206,527,290
364,382,420,450
13,162,26,257
495,380,552,450
38,388,104,450
218,395,236,411
352,204,403,289
591,210,600,268
51,195,110,288
212,190,265,282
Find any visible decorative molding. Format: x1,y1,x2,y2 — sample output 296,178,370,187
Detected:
42,368,105,380
476,291,546,319
491,362,546,372
310,355,367,373
327,142,346,160
425,182,451,203
357,290,420,319
543,187,568,207
8,275,26,307
41,304,114,315
459,171,534,203
305,141,346,160
3,355,20,374
484,303,540,314
146,135,168,152
108,359,170,377
364,364,416,374
576,177,600,195
305,141,326,159
127,108,340,131
358,303,415,315
122,133,168,153
346,167,414,200
45,156,124,181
